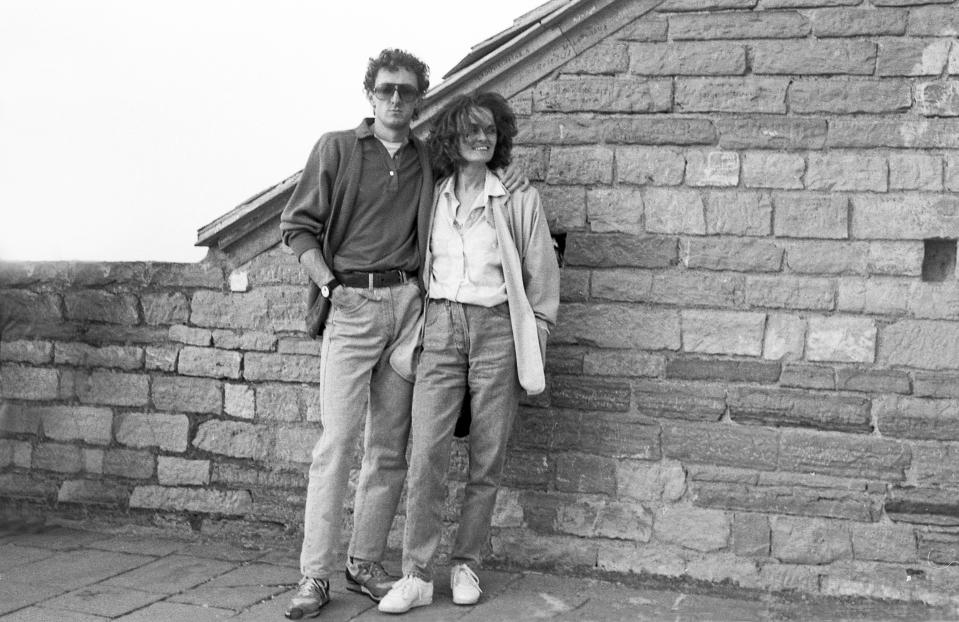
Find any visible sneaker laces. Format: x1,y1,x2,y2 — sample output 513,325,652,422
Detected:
453,565,482,593
393,574,423,597
368,561,390,579
297,576,329,598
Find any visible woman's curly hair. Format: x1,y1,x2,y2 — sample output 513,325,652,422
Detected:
363,49,430,95
427,92,517,179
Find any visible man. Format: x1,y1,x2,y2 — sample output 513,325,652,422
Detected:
279,49,433,619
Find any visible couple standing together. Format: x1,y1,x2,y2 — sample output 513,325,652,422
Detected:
279,49,560,619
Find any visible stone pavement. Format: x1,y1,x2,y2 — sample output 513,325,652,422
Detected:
1,522,957,621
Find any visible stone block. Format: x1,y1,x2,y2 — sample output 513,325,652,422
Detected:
745,275,835,310
681,238,783,272
534,77,671,114
886,487,959,526
644,271,746,307
728,386,871,433
619,16,668,41
717,116,827,150
212,330,277,352
555,498,653,541
547,146,614,185
502,450,551,488
555,452,617,495
490,531,598,569
40,405,113,444
116,412,189,452
628,42,746,75
773,193,848,239
33,443,82,473
615,146,685,186
632,379,727,422
596,540,685,577
753,40,877,75
77,370,149,406
878,38,952,76
617,459,687,502
808,152,887,192
763,314,806,362
168,324,212,346
771,517,853,564
653,504,730,552
63,291,139,325
914,372,959,398
561,41,628,74
876,395,959,441
947,154,959,192
550,376,631,412
129,485,252,515
553,303,681,350
243,353,322,382
704,191,772,236
189,289,268,331
669,11,810,40
0,364,59,400
783,241,861,275
889,152,943,191
659,0,756,9
535,184,587,232
733,513,771,557
56,479,129,506
224,383,255,420
54,342,143,370
664,422,779,470
193,420,271,460
828,118,959,149
791,79,912,114
879,320,959,369
273,425,318,464
644,188,705,234
807,316,876,363
778,429,911,480
781,363,834,389
1,289,62,325
852,524,917,563
142,292,189,326
83,448,103,473
152,375,221,414
586,188,643,234
177,346,242,379
918,531,959,565
666,357,780,384
811,8,907,36
582,349,664,378
853,194,959,239
675,78,788,113
559,269,589,303
0,340,52,364
741,152,804,189
681,310,765,356
518,115,717,146
144,346,178,372
553,410,661,459
837,368,910,394
916,80,959,117
693,481,882,521
685,150,740,187
0,403,41,435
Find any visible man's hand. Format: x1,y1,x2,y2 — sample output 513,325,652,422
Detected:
299,248,334,287
496,162,530,193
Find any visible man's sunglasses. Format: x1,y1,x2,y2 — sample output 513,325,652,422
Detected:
372,83,421,103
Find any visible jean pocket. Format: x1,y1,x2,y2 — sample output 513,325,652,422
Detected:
487,302,511,319
332,286,367,313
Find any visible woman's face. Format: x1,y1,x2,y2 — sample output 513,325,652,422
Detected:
457,107,497,166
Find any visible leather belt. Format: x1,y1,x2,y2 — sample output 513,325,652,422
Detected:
334,269,415,289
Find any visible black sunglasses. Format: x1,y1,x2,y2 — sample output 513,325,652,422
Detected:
372,83,420,103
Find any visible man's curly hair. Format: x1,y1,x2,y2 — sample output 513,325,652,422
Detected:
363,49,430,95
427,92,517,179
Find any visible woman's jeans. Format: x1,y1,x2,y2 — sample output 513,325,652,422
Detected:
402,299,522,580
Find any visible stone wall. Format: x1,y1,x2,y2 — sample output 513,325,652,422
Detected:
3,0,959,607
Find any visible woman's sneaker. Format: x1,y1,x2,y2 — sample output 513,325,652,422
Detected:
345,558,394,602
451,564,482,605
377,575,433,614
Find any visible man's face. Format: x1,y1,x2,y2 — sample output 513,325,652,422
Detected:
367,67,420,131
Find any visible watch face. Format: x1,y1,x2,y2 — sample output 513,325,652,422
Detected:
321,285,330,298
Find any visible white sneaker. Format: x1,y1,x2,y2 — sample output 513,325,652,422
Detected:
450,564,482,605
377,575,433,614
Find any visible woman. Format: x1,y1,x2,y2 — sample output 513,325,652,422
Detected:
379,92,560,614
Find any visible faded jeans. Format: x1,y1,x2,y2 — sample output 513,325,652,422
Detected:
300,279,421,579
402,299,522,580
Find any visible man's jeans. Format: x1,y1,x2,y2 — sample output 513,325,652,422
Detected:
300,279,421,579
402,299,522,579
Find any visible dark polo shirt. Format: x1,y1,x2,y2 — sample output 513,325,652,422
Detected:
332,123,422,273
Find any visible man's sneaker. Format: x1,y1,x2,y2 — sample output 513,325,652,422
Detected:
451,564,482,605
345,558,394,602
284,576,330,620
377,575,433,614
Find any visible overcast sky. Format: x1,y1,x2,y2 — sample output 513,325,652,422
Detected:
0,0,547,263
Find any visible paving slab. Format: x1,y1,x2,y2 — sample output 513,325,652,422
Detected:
0,606,106,621
0,582,69,617
234,586,375,622
0,545,54,572
180,541,268,562
114,601,234,621
10,549,154,591
200,562,301,587
4,527,110,551
103,554,235,593
168,584,288,611
40,584,164,618
460,571,594,621
87,534,187,557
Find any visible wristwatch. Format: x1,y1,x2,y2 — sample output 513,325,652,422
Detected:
320,278,339,299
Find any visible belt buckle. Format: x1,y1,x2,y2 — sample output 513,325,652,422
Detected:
398,270,408,284
367,273,375,289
